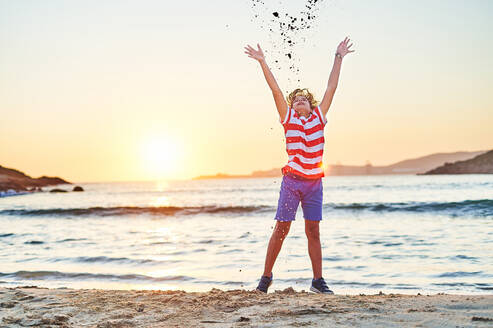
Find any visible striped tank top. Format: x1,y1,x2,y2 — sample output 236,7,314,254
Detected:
280,105,327,179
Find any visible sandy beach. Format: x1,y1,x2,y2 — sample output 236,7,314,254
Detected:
1,286,492,327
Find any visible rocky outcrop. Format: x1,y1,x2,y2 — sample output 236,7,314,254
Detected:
423,150,493,174
0,165,71,193
49,188,68,193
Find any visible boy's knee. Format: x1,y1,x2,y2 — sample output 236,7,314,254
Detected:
275,227,290,238
305,223,319,239
274,222,291,237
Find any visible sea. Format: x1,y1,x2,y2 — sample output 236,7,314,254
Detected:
1,174,492,295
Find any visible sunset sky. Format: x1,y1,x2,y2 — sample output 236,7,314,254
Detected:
1,0,492,182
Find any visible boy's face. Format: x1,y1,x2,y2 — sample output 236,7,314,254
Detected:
293,95,311,113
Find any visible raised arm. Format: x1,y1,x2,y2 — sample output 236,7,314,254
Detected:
245,44,287,121
319,37,355,117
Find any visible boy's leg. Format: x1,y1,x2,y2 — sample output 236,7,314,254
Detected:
262,175,300,277
305,219,322,279
262,220,292,277
300,178,323,279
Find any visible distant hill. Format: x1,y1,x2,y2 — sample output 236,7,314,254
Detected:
0,165,70,192
423,150,493,175
193,150,488,179
384,151,487,173
193,173,252,180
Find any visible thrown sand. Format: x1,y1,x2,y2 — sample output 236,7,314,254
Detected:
1,286,492,327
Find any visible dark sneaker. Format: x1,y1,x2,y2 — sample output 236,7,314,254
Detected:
256,273,273,293
310,277,334,294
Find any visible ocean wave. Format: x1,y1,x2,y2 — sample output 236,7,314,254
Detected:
435,271,486,278
0,270,192,282
56,238,88,243
327,199,493,217
1,199,491,218
24,240,44,245
0,190,30,198
49,256,180,266
0,205,273,217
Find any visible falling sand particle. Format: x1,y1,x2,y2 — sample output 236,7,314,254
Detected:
249,0,326,86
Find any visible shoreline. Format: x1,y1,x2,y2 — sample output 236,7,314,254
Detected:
1,286,492,327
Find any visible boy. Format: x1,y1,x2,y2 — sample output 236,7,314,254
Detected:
244,37,354,294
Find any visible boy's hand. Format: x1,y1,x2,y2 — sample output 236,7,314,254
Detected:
336,37,355,58
244,44,265,62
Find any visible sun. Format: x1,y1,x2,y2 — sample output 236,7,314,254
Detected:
140,135,182,180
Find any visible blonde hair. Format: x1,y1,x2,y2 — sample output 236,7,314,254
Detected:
286,88,318,109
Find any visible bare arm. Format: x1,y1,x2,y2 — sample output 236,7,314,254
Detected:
319,37,355,117
245,44,287,121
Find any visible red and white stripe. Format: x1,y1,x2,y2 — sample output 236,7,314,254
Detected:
280,106,327,179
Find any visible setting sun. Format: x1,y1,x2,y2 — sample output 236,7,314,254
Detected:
140,135,183,180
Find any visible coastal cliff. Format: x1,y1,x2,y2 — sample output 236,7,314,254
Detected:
423,150,493,174
0,165,70,193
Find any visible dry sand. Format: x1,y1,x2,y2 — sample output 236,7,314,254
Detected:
1,286,492,327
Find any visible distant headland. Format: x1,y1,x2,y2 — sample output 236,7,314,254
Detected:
193,150,490,180
423,149,493,175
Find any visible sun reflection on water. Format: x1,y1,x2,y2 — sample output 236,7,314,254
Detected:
150,196,170,207
154,180,170,192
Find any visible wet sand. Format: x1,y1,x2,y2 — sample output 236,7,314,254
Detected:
1,286,492,327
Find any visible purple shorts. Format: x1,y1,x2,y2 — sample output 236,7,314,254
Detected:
274,173,323,221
